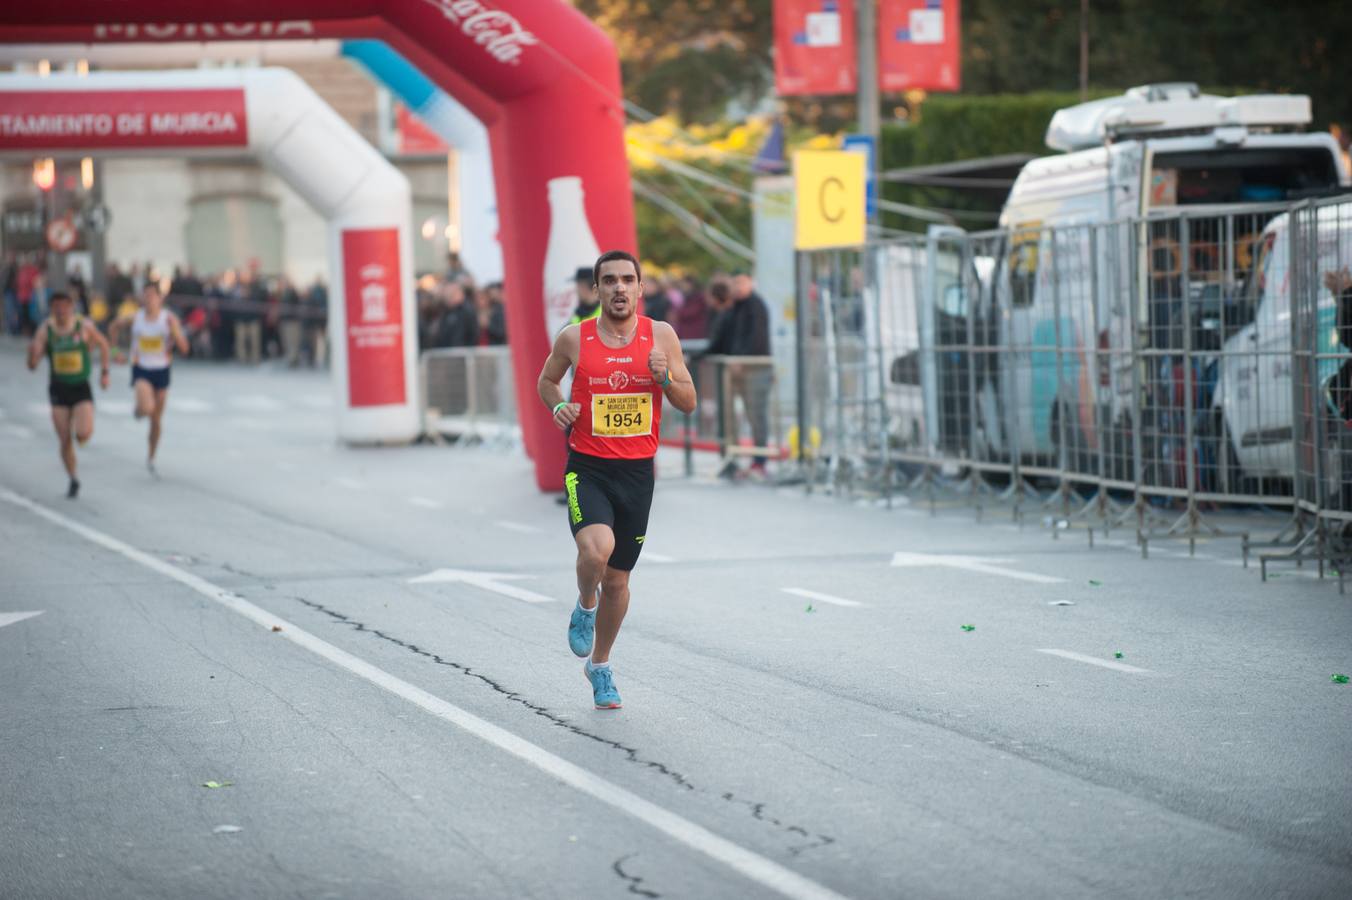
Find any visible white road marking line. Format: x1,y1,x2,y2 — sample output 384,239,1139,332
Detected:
409,568,554,604
408,496,444,509
0,488,846,900
100,400,133,415
1035,648,1152,674
891,551,1066,584
333,477,365,490
300,394,333,409
230,395,282,412
2,423,34,439
173,397,214,414
0,610,43,629
494,520,541,534
781,587,864,608
643,552,677,563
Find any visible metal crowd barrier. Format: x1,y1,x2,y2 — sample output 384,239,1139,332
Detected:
418,346,519,446
659,343,784,477
793,196,1352,585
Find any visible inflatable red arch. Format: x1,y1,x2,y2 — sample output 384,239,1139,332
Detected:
0,1,636,492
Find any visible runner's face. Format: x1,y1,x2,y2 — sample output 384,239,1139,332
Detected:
597,260,640,322
144,289,162,314
51,299,74,326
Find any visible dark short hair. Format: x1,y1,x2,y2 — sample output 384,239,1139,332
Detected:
143,280,161,294
593,250,641,287
50,291,73,304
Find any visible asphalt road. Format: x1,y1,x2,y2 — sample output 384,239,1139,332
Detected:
2,341,1350,900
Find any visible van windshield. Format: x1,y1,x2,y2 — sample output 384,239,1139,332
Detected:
1150,147,1340,206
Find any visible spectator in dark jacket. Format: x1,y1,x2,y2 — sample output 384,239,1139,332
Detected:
707,272,774,476
432,280,479,348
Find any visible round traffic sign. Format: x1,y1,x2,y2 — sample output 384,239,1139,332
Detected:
45,216,77,253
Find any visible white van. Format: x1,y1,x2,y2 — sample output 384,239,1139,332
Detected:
1215,201,1352,480
979,83,1349,471
875,226,989,456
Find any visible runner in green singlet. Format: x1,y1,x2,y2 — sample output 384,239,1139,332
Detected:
26,291,111,498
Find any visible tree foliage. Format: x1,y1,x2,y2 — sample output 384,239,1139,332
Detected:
580,0,1352,128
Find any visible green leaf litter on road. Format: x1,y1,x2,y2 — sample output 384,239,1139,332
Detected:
961,624,976,632
1089,580,1102,586
201,781,234,789
1333,674,1350,684
1114,652,1124,659
805,604,815,613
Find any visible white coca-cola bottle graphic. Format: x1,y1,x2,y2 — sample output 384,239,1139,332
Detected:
542,176,601,339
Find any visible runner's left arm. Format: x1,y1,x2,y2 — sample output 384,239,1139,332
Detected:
85,319,112,390
26,322,47,371
649,321,697,415
169,312,190,355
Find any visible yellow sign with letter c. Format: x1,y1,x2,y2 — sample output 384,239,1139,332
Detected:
794,150,866,250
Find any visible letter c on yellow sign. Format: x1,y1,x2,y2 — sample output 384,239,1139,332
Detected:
819,176,845,224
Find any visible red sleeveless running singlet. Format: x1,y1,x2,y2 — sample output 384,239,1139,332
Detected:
569,316,663,460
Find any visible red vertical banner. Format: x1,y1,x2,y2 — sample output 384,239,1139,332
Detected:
878,0,961,93
774,0,857,96
342,228,407,408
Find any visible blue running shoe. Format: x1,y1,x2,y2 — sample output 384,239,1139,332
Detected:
585,661,622,709
568,595,597,657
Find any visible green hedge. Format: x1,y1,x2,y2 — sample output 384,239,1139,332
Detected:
881,91,1104,233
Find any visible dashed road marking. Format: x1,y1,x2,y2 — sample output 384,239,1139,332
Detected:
494,520,541,534
892,551,1066,584
1035,648,1152,674
230,395,282,412
644,552,677,563
174,396,214,414
0,610,43,629
781,587,864,608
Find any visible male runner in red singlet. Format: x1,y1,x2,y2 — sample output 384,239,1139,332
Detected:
537,250,696,709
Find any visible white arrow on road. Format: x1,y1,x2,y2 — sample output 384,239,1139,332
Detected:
0,611,44,629
891,551,1065,584
408,569,555,604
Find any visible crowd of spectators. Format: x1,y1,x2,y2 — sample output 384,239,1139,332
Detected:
8,247,768,367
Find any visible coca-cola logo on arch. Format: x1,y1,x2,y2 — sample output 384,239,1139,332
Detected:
419,0,539,65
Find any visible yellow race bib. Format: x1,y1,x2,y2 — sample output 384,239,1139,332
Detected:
138,334,165,354
52,350,84,375
591,393,652,437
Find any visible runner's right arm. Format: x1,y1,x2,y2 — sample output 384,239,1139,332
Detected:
84,319,112,389
537,325,581,430
107,312,135,362
26,322,47,371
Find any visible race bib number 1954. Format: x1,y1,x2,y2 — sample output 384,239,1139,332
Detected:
591,393,652,437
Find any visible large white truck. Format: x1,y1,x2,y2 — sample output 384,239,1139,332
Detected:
978,83,1348,473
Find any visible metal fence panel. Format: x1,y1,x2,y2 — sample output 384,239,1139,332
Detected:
790,195,1352,573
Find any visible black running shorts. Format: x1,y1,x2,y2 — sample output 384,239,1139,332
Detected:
48,380,93,408
563,451,655,572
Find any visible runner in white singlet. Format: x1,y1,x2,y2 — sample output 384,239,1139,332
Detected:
111,281,188,473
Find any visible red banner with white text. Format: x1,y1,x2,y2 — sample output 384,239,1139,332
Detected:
878,0,961,93
0,89,248,150
343,228,407,408
774,0,857,96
